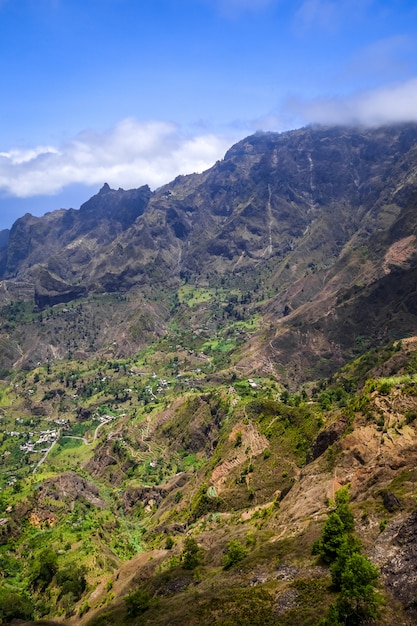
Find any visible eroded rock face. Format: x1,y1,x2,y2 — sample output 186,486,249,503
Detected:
381,510,417,616
37,470,106,509
3,125,417,295
308,417,348,461
122,485,167,513
382,490,402,513
2,185,152,283
34,268,88,308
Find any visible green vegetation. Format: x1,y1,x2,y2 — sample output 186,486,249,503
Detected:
181,537,204,569
315,487,382,625
4,126,417,624
222,540,248,569
0,293,415,624
0,588,34,622
125,588,152,617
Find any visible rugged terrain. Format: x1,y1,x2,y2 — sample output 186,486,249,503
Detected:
1,124,417,381
1,124,417,624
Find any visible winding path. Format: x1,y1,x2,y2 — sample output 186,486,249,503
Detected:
32,429,61,474
32,417,115,473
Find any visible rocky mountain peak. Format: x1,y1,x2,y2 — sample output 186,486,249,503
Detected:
0,123,417,376
98,182,112,194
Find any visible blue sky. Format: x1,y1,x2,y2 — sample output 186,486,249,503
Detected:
0,0,417,230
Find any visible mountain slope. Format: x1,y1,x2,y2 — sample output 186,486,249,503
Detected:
2,125,417,623
1,338,417,624
1,124,417,380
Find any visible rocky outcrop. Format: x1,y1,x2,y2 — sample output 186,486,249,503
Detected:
381,510,417,617
36,470,106,509
381,490,402,513
308,417,348,461
34,268,88,308
122,485,168,513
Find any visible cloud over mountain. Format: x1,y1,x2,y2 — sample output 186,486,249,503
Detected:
287,77,417,127
0,118,231,198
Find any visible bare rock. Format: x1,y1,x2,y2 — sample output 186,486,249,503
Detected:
381,510,417,615
308,417,348,461
382,490,402,512
39,470,106,509
275,589,299,616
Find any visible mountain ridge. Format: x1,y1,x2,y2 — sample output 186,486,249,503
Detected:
1,123,417,381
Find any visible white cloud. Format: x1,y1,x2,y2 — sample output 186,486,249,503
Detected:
3,80,417,203
0,146,59,165
287,77,417,127
0,118,233,198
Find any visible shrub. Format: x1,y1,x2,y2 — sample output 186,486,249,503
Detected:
335,485,355,532
223,540,248,569
405,410,417,424
379,519,388,533
56,563,87,601
181,537,203,569
326,555,381,624
0,589,34,622
378,381,391,395
320,512,345,564
317,487,382,624
234,430,243,446
79,601,90,616
125,588,151,617
29,548,58,590
330,534,362,588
